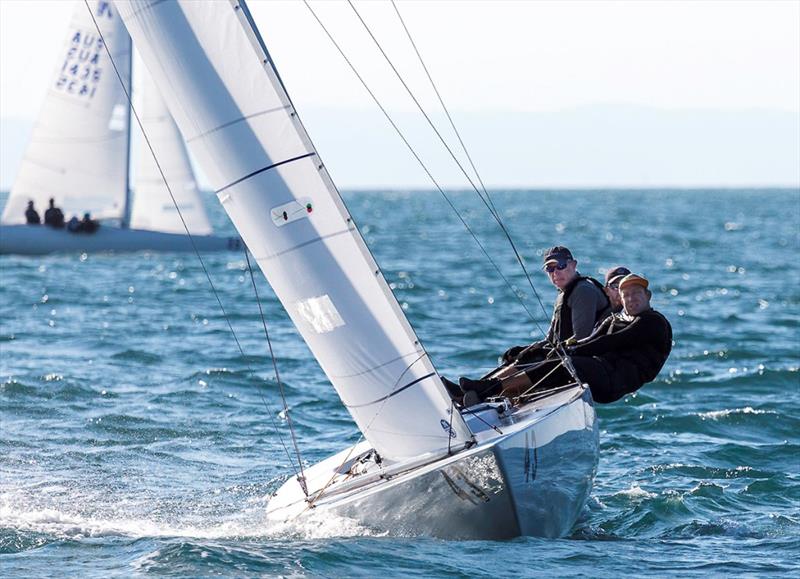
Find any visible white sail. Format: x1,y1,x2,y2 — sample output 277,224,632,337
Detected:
2,0,131,225
130,67,213,235
115,0,472,461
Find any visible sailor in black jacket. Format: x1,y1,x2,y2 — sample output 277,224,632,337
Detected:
458,273,672,404
568,273,672,402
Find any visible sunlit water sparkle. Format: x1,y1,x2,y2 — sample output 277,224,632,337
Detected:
1,189,798,576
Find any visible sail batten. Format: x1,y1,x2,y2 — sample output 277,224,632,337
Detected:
115,0,472,460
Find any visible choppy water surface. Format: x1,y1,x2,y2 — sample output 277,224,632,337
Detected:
1,189,798,577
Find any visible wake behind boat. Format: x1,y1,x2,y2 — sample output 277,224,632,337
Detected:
0,1,239,255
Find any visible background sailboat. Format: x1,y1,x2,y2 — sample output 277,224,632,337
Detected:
116,0,598,539
0,0,240,255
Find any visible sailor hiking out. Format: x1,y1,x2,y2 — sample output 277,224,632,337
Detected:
457,273,672,404
500,246,610,367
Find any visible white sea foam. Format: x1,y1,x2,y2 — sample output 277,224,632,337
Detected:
0,492,380,541
614,484,656,501
696,407,776,420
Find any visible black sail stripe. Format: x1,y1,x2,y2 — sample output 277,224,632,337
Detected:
344,372,436,409
215,152,316,194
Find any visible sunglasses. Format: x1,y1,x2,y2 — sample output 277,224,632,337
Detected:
544,262,569,273
607,283,620,290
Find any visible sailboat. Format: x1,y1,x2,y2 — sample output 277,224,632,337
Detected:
0,0,241,255
116,0,599,539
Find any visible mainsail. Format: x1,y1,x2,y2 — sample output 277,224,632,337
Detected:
130,67,213,236
2,0,131,225
115,0,472,461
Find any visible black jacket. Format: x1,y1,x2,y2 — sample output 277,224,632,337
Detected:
571,309,672,388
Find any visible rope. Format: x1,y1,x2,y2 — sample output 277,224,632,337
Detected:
84,1,307,490
511,358,569,403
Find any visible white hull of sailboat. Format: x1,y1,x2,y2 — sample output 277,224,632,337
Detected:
267,385,599,540
0,224,242,255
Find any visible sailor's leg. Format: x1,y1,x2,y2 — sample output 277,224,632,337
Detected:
484,344,550,380
499,359,572,398
570,356,616,402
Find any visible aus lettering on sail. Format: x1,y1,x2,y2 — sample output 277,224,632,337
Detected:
54,1,114,99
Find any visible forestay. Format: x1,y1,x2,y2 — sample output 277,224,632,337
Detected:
130,67,213,236
115,0,472,461
2,0,131,225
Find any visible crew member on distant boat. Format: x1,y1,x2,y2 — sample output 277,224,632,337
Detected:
25,201,41,225
458,273,672,404
67,212,100,234
78,212,99,234
43,198,65,228
604,265,631,314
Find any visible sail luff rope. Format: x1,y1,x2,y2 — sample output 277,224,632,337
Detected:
84,1,305,487
346,0,555,341
302,1,540,325
244,249,308,495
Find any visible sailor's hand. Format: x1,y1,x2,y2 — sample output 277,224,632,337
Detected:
501,345,526,364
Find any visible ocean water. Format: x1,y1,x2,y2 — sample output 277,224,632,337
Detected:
1,189,798,577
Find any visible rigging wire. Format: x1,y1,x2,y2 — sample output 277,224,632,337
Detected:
318,1,579,381
244,249,308,494
84,1,307,492
346,0,554,340
302,0,540,325
389,0,499,217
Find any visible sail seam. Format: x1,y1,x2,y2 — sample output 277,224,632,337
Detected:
344,372,436,409
215,152,316,194
252,228,351,261
329,351,423,379
126,0,170,19
186,106,292,142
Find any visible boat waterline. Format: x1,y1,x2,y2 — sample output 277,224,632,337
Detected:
0,224,242,255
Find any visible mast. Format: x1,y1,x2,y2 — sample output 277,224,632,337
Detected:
121,29,133,229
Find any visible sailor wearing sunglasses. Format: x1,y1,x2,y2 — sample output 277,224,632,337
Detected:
497,246,610,366
540,246,610,343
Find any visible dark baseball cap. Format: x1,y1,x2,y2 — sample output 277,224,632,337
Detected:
542,246,573,266
605,266,631,286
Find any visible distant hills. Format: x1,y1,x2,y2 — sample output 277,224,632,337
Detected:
2,104,798,190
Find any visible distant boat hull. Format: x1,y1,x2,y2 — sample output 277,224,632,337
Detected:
267,385,599,540
0,224,242,255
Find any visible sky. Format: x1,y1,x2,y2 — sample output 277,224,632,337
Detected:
1,0,798,189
